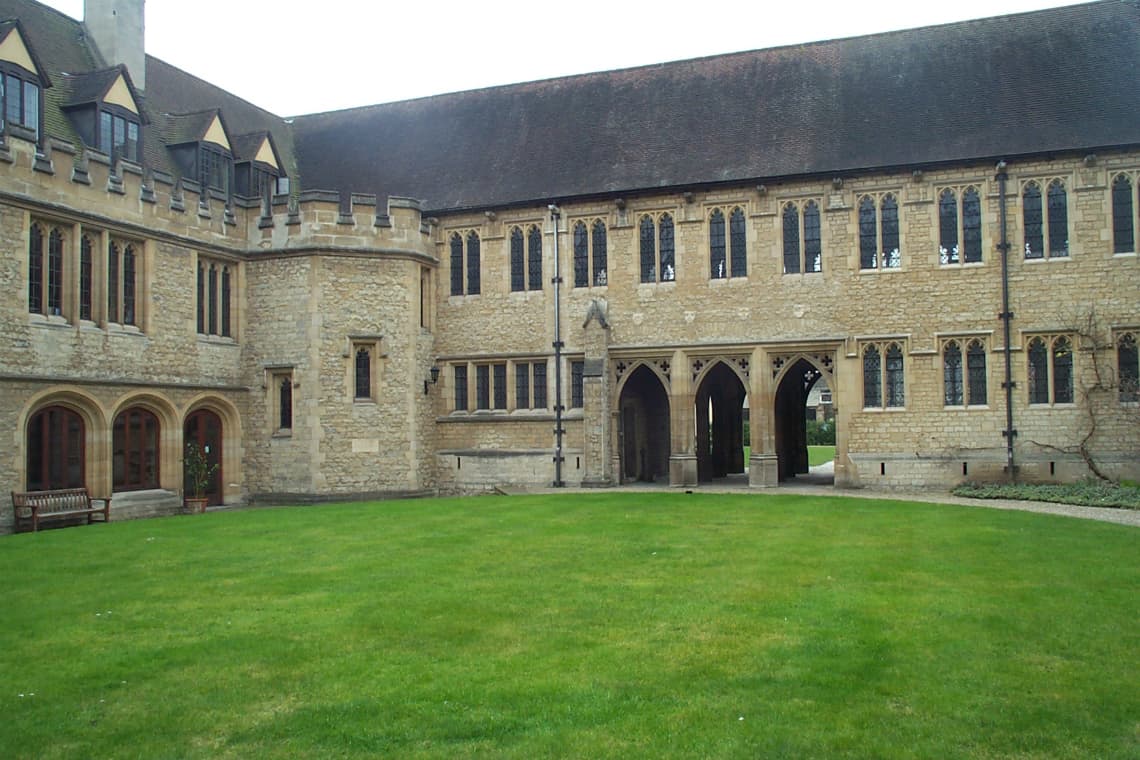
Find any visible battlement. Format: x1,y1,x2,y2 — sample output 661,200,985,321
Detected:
0,130,435,260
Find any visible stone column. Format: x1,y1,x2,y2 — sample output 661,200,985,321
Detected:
749,345,778,487
668,349,698,486
581,300,612,487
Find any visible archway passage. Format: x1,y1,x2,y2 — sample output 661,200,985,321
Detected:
184,409,223,505
695,362,747,483
774,358,824,482
618,365,670,483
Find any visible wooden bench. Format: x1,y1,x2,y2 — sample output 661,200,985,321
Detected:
10,488,111,533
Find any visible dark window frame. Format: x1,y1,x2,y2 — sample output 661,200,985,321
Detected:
1118,332,1139,403
1111,173,1135,254
112,406,160,491
1,64,42,141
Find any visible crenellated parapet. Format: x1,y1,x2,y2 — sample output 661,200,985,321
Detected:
0,129,436,263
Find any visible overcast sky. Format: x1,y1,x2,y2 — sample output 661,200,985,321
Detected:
39,0,1078,117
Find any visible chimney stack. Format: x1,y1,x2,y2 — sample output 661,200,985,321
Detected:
84,1,145,90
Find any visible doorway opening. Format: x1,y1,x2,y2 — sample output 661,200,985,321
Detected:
184,409,224,505
774,358,833,483
618,364,671,483
695,361,747,483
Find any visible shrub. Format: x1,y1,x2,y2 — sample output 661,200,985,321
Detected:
806,419,835,445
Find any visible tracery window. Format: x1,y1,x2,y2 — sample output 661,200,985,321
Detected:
449,231,481,296
1023,180,1069,259
782,200,821,274
453,365,468,411
709,207,747,279
639,213,675,283
27,222,64,317
858,194,900,270
1118,332,1138,402
572,219,608,287
276,372,294,431
509,226,541,292
863,342,905,408
938,187,983,264
112,407,159,490
354,345,373,400
570,360,584,409
1111,174,1135,254
1027,335,1074,405
943,339,987,407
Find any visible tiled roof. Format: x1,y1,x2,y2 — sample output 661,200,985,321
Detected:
291,0,1140,213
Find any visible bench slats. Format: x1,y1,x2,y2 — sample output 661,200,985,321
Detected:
10,488,111,532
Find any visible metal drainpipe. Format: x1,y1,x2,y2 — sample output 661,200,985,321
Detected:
549,204,566,487
995,162,1017,481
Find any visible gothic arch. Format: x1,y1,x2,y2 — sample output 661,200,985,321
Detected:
617,364,671,483
693,359,748,482
18,387,109,495
110,391,181,492
182,394,243,504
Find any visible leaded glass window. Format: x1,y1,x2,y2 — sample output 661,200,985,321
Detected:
454,365,468,411
122,243,136,326
710,209,726,279
108,241,120,323
1023,182,1044,259
570,360,584,409
509,227,525,292
279,376,293,430
516,363,530,409
493,363,507,409
220,266,231,337
782,204,800,274
939,189,959,265
962,188,982,263
573,222,588,288
730,207,747,277
354,347,371,399
881,195,900,269
27,222,43,314
79,234,93,321
466,232,481,295
1047,180,1068,258
533,362,548,408
863,345,881,408
527,226,542,291
967,340,987,406
659,214,675,281
639,216,655,283
804,201,821,273
1119,332,1139,402
1053,336,1073,404
1112,174,1135,254
1028,337,1050,404
944,341,963,406
450,233,463,295
113,408,160,490
476,364,490,410
44,227,63,316
859,196,877,269
885,343,905,406
592,220,608,286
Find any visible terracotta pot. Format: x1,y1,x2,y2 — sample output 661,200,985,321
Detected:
184,497,208,514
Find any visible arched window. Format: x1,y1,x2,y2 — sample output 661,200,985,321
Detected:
466,231,481,295
28,223,66,317
279,375,293,429
48,227,63,315
858,196,877,270
863,344,882,408
572,222,588,288
26,406,84,491
803,201,821,273
1027,337,1050,404
729,207,747,277
122,243,136,326
659,213,675,281
967,340,988,406
782,204,800,274
639,215,656,283
1028,335,1073,405
1112,174,1135,254
881,195,900,269
1053,336,1073,404
1119,332,1139,402
113,407,159,490
27,222,43,314
1047,180,1068,258
509,227,525,292
943,340,963,406
962,188,982,263
944,339,987,407
527,225,542,291
939,189,959,264
591,220,607,286
709,208,726,279
885,343,905,406
1023,182,1044,258
449,233,464,295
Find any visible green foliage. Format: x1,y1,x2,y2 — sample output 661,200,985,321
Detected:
952,479,1140,510
183,441,218,498
806,419,836,445
2,494,1137,758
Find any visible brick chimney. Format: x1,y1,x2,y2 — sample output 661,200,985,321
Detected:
84,0,145,90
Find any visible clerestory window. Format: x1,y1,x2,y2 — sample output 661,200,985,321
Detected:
858,194,900,270
782,200,822,274
1023,180,1069,259
572,219,608,287
938,187,983,265
639,213,675,283
449,231,481,296
709,207,747,279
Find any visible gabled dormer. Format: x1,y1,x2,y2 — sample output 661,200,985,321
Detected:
60,65,145,163
232,131,288,198
0,20,51,143
166,109,234,194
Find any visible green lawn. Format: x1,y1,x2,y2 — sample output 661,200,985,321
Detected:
742,445,835,467
2,494,1137,759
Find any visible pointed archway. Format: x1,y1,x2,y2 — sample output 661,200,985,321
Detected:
618,364,670,483
694,362,747,483
773,358,824,482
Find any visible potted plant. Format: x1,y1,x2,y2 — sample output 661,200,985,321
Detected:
184,441,218,514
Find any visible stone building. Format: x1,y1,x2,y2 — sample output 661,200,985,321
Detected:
1,0,1138,531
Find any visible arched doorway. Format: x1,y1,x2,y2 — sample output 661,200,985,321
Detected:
774,358,825,482
618,364,670,483
113,407,160,491
26,406,85,491
694,362,747,483
184,409,223,505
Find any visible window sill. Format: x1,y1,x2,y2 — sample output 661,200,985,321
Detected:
197,334,237,345
108,323,144,336
272,429,292,439
1112,251,1136,258
939,261,986,268
1023,255,1071,263
29,313,71,327
942,405,991,411
858,267,903,275
860,406,907,412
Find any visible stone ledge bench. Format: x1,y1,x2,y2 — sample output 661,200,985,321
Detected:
10,488,111,533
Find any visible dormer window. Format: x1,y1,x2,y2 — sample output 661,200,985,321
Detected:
98,107,140,162
199,143,231,193
1,67,39,138
233,132,286,199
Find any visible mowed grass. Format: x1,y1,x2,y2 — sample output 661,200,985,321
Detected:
1,493,1137,759
741,446,835,467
